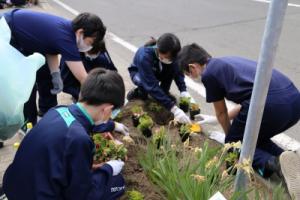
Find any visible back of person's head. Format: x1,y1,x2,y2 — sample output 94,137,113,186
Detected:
157,33,181,59
72,13,107,44
79,68,125,109
177,43,211,73
88,40,106,55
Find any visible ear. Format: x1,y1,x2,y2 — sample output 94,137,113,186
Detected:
188,63,197,72
75,28,84,37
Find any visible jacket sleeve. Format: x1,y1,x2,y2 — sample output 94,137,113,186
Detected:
90,52,117,71
173,61,187,92
63,128,114,200
136,52,175,110
92,120,115,133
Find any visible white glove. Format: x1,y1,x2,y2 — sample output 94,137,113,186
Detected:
208,131,225,144
180,91,196,103
171,105,191,124
114,122,129,136
195,114,218,125
106,159,125,176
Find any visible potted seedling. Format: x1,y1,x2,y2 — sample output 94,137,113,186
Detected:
179,97,190,112
127,190,144,200
189,103,201,120
131,105,143,127
137,114,153,138
148,102,163,113
179,124,192,142
152,126,166,149
92,133,128,163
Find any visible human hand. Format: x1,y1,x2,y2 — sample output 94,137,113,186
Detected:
106,159,125,176
171,105,191,124
114,122,129,136
50,71,63,94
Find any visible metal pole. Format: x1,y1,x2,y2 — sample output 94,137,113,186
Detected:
234,0,288,192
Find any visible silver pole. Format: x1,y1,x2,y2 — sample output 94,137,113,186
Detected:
234,0,288,192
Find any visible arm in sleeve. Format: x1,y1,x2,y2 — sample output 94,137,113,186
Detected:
139,56,175,110
63,128,114,200
92,120,115,133
173,62,187,92
202,74,225,103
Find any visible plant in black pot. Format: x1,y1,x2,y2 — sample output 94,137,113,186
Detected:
179,97,190,112
189,103,201,120
179,124,191,142
152,126,166,149
131,105,143,127
137,114,153,138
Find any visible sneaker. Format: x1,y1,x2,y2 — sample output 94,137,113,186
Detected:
127,88,147,101
264,156,282,178
279,151,300,199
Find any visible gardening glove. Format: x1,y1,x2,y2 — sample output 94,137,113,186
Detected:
114,122,129,136
171,105,191,124
208,131,225,144
195,114,218,125
106,159,125,176
50,71,63,95
180,91,196,103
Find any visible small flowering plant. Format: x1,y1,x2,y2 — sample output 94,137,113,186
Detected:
92,133,127,163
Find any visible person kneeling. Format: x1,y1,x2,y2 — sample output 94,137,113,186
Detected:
2,68,126,200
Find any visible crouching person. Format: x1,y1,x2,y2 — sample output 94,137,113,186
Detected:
2,68,126,200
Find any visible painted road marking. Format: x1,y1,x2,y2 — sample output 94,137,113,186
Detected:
51,0,300,151
253,0,300,8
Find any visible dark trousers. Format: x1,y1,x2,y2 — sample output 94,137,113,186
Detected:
225,94,300,173
24,65,57,124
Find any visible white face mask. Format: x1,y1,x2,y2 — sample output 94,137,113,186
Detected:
159,57,173,65
77,34,92,52
85,52,99,60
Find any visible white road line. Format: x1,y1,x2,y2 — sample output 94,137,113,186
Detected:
51,0,300,150
253,0,300,8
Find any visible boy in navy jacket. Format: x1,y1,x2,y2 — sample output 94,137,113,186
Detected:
3,69,126,200
128,33,195,124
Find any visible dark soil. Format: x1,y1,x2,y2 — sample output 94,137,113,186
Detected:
112,100,275,199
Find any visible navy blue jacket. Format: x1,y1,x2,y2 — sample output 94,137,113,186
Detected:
4,9,81,61
61,52,117,100
3,104,116,200
128,46,186,110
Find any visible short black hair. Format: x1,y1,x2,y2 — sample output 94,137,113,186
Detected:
72,13,107,45
79,68,125,108
177,43,211,73
88,40,106,55
157,33,181,59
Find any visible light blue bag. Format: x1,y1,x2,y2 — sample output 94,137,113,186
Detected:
0,17,45,140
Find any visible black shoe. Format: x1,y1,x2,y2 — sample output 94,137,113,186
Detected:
264,156,282,178
37,110,45,117
0,141,3,149
127,88,148,101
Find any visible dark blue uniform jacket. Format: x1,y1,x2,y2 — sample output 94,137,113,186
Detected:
128,46,186,110
61,52,117,100
3,104,118,200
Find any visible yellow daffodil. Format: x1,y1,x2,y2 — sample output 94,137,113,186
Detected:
122,136,134,144
234,158,254,180
189,123,201,133
191,174,206,183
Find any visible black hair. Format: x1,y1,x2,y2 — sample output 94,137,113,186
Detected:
79,68,125,108
72,13,107,45
157,33,181,59
144,37,157,47
88,40,106,54
177,43,211,73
